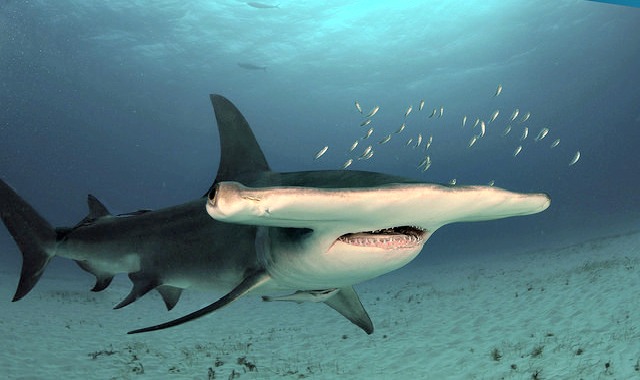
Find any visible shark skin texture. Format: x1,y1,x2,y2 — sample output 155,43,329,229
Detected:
0,94,550,335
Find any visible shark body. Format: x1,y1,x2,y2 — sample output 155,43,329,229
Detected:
0,95,550,334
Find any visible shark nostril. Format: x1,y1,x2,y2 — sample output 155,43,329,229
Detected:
208,185,217,201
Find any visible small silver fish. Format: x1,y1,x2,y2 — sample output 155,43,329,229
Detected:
569,151,581,166
520,127,528,141
510,108,520,122
487,180,495,187
429,108,437,118
494,84,502,97
473,118,480,128
406,138,413,146
489,109,500,123
395,123,406,134
349,140,359,152
550,138,560,148
359,145,372,158
419,99,425,111
439,106,444,118
365,106,380,118
468,135,478,147
513,145,523,157
417,155,431,169
425,135,433,150
342,159,353,169
355,101,362,114
502,125,512,136
534,128,549,142
378,134,392,145
462,115,467,127
480,121,486,138
314,146,328,160
360,119,372,127
362,151,374,160
363,127,374,140
520,111,531,123
489,110,500,123
415,133,423,148
404,105,413,118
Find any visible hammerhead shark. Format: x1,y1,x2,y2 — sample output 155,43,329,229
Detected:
0,95,550,335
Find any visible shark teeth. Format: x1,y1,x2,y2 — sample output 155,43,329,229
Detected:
338,226,427,250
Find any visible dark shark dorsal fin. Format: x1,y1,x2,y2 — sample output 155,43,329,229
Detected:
87,194,111,218
324,286,374,335
66,194,112,232
209,94,270,186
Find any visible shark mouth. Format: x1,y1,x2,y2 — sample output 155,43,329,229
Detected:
337,226,427,250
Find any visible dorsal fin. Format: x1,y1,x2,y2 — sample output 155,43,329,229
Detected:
209,94,270,187
87,194,111,218
65,194,112,232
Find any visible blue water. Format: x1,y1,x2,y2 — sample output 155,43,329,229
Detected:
0,0,638,269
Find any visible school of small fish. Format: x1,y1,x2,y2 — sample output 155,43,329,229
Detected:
312,88,580,179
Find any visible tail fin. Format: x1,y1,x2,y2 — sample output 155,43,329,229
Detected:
0,179,56,301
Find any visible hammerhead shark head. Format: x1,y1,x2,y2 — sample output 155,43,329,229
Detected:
0,95,550,335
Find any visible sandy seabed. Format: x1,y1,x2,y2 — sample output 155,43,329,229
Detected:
1,230,639,380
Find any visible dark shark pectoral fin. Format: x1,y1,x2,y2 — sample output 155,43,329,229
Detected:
156,285,183,310
324,287,374,335
0,179,56,302
127,270,271,334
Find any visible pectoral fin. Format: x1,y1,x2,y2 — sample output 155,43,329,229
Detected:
324,287,374,335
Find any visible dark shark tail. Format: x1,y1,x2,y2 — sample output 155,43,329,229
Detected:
0,179,56,301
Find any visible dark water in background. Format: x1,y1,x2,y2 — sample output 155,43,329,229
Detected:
0,1,639,273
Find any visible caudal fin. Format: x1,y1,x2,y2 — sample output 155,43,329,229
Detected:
0,179,56,301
